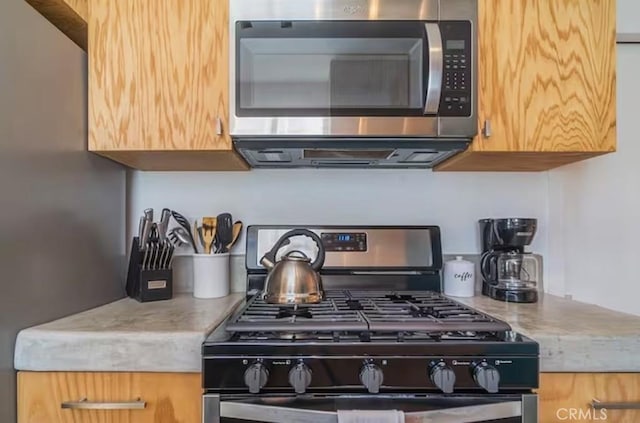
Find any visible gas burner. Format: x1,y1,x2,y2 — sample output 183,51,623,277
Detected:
384,294,416,303
276,307,312,319
345,299,364,310
409,306,436,318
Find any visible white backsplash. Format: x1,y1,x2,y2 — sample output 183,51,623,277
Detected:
129,169,549,255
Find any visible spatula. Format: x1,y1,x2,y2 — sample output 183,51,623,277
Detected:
225,220,243,252
202,217,217,254
215,213,233,253
171,210,197,253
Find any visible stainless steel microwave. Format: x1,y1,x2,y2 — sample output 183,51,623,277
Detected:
230,0,477,168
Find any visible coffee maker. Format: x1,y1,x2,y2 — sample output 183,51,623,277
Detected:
479,218,541,303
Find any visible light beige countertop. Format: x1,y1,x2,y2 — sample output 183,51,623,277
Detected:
14,293,244,373
456,293,640,372
14,291,640,373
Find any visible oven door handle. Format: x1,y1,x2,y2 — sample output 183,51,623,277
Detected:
424,23,443,115
220,401,335,423
220,396,537,423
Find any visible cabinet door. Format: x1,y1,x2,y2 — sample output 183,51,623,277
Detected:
17,371,201,423
88,0,247,170
539,373,640,423
437,0,616,171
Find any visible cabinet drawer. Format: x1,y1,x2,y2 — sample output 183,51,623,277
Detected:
18,371,201,423
539,373,640,423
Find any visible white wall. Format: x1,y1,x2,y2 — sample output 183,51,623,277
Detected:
129,170,548,256
547,44,640,316
618,0,640,35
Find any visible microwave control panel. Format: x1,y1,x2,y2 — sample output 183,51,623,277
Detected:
438,21,472,117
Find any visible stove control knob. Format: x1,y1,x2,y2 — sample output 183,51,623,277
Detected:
360,364,384,394
473,363,500,393
430,362,456,393
244,362,269,394
289,362,312,394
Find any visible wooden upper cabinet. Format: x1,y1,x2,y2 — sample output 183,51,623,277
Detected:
88,0,248,170
437,0,616,171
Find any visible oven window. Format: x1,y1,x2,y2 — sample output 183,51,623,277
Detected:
236,21,428,116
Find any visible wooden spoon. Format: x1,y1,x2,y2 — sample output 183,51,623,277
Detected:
202,217,217,254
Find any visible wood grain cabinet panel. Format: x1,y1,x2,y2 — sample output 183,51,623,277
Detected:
88,0,248,170
539,373,640,423
17,371,201,423
437,0,616,171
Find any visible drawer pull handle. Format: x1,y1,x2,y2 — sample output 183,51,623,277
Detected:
591,399,640,410
216,117,223,135
61,398,146,410
483,119,492,137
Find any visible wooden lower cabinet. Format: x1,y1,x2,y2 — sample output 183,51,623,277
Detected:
17,371,201,423
539,373,640,423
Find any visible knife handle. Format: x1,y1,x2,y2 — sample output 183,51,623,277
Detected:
137,216,145,241
140,219,152,250
159,208,171,241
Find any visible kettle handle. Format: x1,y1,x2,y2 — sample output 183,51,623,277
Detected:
262,229,326,272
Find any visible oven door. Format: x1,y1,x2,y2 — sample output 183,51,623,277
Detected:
203,393,538,423
230,18,474,138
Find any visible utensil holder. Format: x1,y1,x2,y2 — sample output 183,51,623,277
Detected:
192,253,230,299
126,237,173,302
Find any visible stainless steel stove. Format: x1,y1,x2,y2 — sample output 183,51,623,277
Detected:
203,226,539,423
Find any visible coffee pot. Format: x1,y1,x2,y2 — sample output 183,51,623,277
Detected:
479,218,541,303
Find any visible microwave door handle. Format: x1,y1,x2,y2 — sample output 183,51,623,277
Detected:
424,23,443,115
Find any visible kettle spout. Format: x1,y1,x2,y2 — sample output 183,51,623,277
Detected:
260,257,275,270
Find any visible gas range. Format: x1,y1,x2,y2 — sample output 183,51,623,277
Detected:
204,290,538,394
202,226,539,423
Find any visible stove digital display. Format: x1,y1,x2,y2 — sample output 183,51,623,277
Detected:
321,232,367,252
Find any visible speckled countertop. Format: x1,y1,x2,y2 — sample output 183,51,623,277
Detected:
455,293,640,372
14,294,244,372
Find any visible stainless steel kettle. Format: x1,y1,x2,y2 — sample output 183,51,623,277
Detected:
260,229,326,304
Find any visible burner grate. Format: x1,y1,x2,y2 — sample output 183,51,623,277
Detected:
225,290,511,337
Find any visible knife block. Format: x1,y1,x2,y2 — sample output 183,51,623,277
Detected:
125,237,173,302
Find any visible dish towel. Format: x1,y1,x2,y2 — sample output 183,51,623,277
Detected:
337,409,405,423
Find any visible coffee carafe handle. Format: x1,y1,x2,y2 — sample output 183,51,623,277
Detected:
480,251,497,283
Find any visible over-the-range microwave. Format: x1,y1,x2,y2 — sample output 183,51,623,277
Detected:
229,0,477,168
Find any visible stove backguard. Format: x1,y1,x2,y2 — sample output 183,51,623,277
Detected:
245,225,443,294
